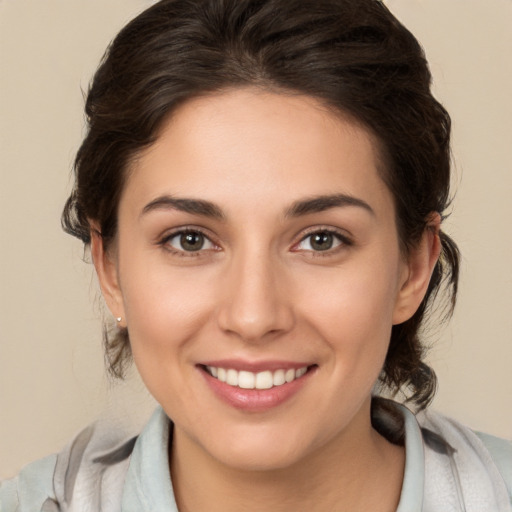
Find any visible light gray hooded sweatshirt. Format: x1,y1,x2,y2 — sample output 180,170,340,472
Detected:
1,399,511,512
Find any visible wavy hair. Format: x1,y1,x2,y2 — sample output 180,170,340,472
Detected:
62,0,459,409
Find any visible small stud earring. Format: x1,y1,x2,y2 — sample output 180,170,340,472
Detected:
116,317,122,323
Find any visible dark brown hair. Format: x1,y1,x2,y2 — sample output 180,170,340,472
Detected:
62,0,459,409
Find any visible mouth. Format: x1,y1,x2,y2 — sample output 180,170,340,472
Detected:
200,364,314,390
198,362,317,411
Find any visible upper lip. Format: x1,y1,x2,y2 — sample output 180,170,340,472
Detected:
198,359,314,373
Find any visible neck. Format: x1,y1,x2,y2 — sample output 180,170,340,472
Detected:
169,400,405,512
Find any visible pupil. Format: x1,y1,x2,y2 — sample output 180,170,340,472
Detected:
311,232,333,251
181,232,204,251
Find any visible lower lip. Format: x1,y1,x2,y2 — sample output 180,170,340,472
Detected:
199,367,314,412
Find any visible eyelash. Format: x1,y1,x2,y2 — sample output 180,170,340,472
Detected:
158,226,352,257
293,228,353,256
158,227,218,257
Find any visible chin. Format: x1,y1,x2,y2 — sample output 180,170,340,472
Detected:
198,422,321,472
213,443,305,472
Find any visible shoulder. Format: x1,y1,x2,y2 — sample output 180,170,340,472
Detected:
476,430,512,498
0,420,138,512
0,454,58,511
417,408,512,508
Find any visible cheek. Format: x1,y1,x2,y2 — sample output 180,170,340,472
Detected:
118,254,218,359
119,266,218,411
298,257,401,360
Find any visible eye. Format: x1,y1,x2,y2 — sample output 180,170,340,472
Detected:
164,230,215,253
295,230,349,252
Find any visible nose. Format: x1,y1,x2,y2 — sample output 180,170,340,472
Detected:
216,248,295,343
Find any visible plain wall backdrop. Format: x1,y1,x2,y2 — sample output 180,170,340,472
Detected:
1,0,511,477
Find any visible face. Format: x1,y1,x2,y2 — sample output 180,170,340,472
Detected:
94,88,434,471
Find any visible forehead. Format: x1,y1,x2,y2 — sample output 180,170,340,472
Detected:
123,88,392,219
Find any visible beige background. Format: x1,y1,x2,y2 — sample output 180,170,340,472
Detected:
0,0,511,477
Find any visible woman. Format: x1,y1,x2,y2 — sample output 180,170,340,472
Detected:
1,0,511,510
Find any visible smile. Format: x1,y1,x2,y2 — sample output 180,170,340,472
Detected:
205,365,309,390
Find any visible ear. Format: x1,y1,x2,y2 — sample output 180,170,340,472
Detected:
90,222,126,326
392,214,442,325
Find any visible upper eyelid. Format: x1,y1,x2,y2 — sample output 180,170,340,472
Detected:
158,229,220,259
296,226,353,242
158,226,220,251
291,228,353,253
159,225,215,242
156,225,352,250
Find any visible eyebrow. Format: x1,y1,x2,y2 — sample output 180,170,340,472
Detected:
141,196,225,220
285,194,375,218
140,193,374,221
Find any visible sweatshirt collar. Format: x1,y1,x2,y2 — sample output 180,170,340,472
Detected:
121,403,424,511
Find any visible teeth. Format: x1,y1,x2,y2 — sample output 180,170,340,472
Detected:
226,369,238,386
273,369,286,386
238,371,255,389
296,367,307,378
255,371,273,389
206,365,309,389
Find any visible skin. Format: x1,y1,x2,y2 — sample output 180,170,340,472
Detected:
92,88,440,511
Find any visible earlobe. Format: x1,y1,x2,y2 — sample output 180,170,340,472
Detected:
392,214,442,325
90,223,125,325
